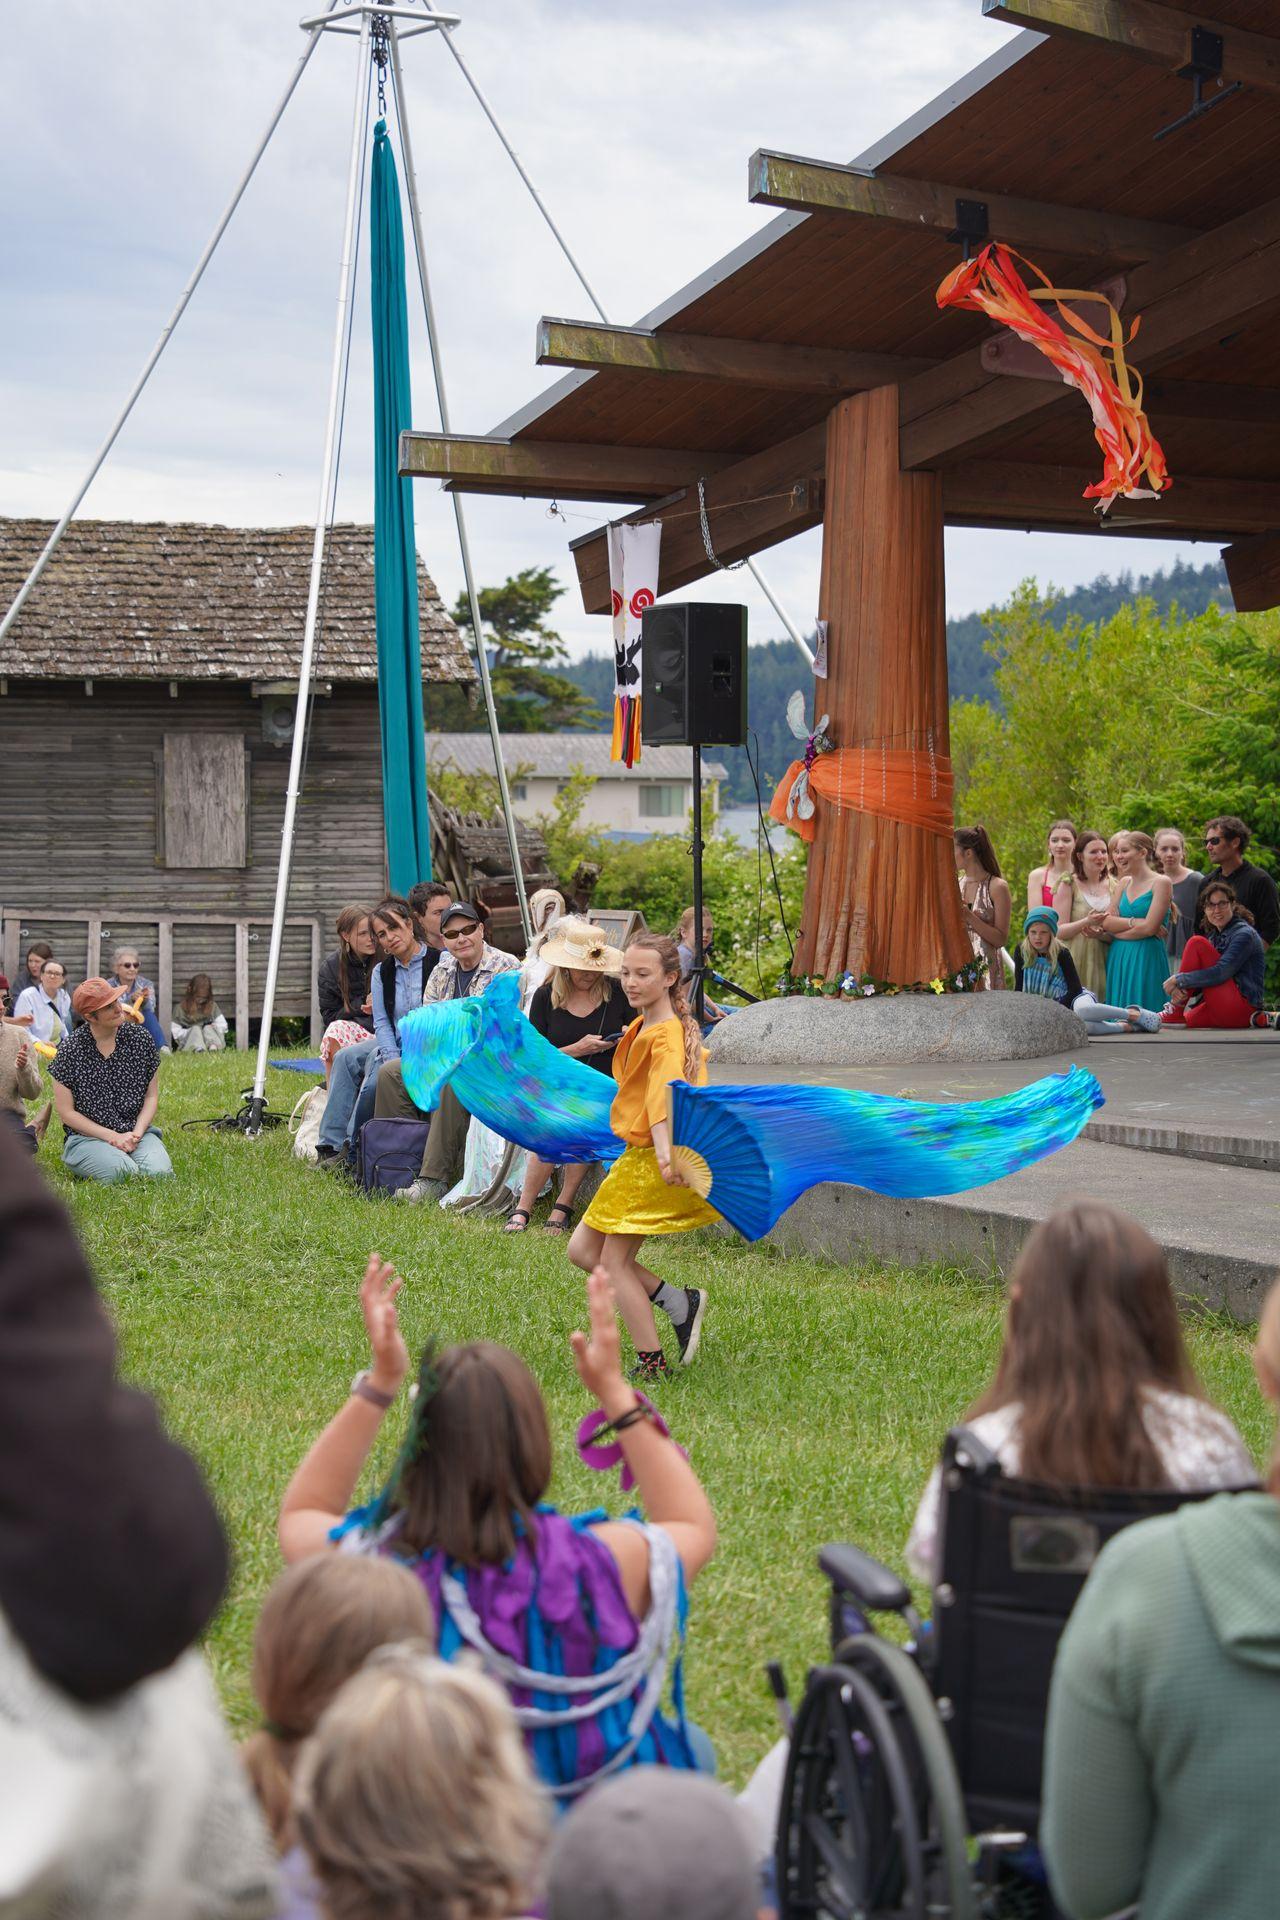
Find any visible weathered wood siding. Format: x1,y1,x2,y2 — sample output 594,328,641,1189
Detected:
1,681,388,1013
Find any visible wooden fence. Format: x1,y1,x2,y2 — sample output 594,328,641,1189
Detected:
0,909,323,1050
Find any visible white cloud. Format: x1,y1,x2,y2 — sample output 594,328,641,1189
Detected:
0,1,1213,657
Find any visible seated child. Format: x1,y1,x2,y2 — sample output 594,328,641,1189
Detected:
171,974,229,1052
1015,907,1162,1034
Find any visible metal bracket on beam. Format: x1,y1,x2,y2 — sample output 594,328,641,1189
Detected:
1156,26,1244,141
980,274,1127,378
947,198,989,261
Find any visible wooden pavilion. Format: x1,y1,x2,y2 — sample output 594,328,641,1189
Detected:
400,0,1280,987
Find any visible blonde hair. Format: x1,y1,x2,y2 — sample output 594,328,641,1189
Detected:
242,1555,435,1850
1256,1281,1280,1495
294,1648,550,1920
625,932,703,1081
549,964,607,1012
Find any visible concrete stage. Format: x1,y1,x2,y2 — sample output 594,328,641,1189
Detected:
707,1030,1280,1321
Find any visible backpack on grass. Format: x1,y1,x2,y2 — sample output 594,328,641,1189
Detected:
357,1117,431,1196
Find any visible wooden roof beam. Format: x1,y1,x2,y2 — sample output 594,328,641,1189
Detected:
984,0,1280,95
748,149,1196,263
397,431,731,504
1222,534,1280,612
943,461,1280,539
535,318,934,393
900,192,1280,469
569,421,828,614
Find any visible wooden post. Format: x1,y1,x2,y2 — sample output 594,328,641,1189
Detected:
86,916,102,980
793,387,972,985
157,920,174,1040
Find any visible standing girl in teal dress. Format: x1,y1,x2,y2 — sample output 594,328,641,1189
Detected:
1104,831,1174,1012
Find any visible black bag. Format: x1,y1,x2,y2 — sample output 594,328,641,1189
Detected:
357,1117,431,1196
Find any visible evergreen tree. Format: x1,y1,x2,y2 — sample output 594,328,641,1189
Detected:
432,568,603,733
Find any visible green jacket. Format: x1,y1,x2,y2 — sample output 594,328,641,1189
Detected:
1042,1491,1280,1920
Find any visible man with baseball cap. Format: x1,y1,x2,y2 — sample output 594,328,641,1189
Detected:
48,977,173,1183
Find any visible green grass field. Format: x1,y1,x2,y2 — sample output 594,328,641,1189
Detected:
46,1051,1271,1785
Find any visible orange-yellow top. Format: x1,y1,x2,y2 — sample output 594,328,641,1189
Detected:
609,1015,708,1147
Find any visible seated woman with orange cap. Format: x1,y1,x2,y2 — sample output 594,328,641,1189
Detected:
48,977,173,1183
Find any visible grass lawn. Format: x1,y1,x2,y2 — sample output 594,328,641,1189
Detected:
46,1049,1272,1787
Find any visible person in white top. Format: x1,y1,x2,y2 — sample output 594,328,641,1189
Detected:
907,1200,1255,1583
12,958,72,1045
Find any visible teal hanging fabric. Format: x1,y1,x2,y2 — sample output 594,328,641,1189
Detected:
371,116,432,889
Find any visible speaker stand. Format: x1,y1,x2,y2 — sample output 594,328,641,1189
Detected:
690,743,706,1025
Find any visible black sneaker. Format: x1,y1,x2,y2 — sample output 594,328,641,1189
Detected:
629,1351,670,1385
673,1288,707,1366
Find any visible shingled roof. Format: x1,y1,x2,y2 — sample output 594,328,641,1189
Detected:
0,518,474,684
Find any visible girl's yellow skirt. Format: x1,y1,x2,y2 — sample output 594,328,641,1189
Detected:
582,1145,719,1237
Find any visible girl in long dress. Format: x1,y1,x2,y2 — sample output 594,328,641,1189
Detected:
1154,827,1203,966
1104,830,1174,1013
1053,828,1112,1001
955,825,1012,989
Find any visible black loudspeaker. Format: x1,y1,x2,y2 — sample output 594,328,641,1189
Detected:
640,602,748,747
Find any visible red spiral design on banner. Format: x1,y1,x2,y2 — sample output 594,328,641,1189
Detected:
629,587,655,617
611,590,623,617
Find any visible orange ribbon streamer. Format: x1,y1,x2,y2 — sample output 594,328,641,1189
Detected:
935,243,1171,512
770,747,955,842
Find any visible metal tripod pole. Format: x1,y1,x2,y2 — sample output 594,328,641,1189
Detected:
246,16,373,1132
414,6,813,672
388,17,531,941
0,2,340,646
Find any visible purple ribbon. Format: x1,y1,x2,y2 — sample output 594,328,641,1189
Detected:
575,1395,685,1492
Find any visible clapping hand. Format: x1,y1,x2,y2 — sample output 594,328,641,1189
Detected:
360,1253,410,1395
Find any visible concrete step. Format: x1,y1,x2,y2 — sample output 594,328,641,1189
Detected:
758,1139,1279,1323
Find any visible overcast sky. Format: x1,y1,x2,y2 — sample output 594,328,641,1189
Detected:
1,1,1210,660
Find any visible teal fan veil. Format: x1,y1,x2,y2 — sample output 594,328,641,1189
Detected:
371,115,432,891
399,976,1102,1232
668,1069,1104,1241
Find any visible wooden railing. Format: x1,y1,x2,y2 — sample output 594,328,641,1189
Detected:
0,910,323,1050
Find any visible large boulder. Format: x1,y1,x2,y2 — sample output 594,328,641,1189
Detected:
709,993,1087,1067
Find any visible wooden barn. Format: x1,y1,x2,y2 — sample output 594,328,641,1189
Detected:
0,517,474,1042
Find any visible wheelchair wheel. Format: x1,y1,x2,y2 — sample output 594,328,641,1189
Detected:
776,1635,975,1920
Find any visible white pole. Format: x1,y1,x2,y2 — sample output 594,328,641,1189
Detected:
246,15,373,1130
413,8,814,673
0,3,340,648
388,17,532,942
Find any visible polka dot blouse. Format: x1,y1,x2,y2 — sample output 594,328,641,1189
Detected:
50,1023,159,1132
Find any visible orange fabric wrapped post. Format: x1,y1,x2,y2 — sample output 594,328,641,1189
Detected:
771,744,955,845
935,243,1171,512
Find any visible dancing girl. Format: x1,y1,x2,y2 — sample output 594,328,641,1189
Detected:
568,934,714,1381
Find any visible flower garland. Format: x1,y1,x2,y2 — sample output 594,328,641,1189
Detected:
776,954,989,999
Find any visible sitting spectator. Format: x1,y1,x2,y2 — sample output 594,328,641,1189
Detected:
1155,826,1203,964
317,907,378,1081
243,1555,435,1917
675,905,726,1023
407,877,452,968
955,825,1011,988
519,886,567,999
0,1023,52,1152
907,1200,1253,1583
1041,1281,1280,1920
171,973,230,1052
506,918,630,1234
548,1769,761,1920
1200,813,1280,947
1015,906,1161,1033
1162,879,1268,1029
50,976,173,1183
376,900,520,1207
278,1258,717,1800
13,954,71,1042
107,945,169,1050
294,1648,549,1920
17,939,53,1005
0,1123,227,1698
0,970,10,1017
313,895,432,1170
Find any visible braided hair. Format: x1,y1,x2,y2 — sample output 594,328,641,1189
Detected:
625,932,703,1082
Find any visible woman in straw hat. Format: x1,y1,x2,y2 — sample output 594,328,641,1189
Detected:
505,917,632,1234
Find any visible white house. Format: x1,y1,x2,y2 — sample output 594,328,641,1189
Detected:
427,732,727,839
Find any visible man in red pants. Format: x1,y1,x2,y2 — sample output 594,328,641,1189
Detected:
1162,881,1269,1029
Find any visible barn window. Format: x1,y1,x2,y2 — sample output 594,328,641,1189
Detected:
161,733,248,868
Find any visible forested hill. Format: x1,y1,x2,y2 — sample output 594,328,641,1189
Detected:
559,557,1231,806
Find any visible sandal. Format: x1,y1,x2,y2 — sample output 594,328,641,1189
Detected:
504,1208,532,1233
544,1203,574,1234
